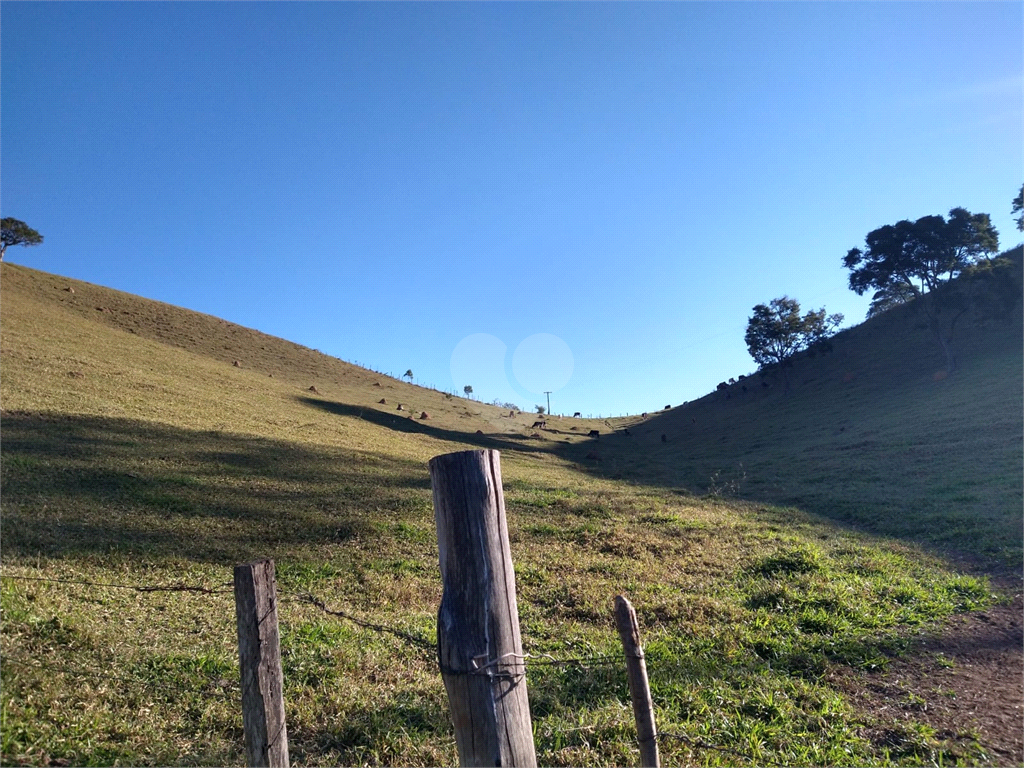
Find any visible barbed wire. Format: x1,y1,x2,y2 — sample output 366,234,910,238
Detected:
2,576,758,763
0,654,239,698
280,589,438,653
1,573,233,595
656,729,759,762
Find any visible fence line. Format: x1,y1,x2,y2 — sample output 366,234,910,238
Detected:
0,654,239,698
2,573,233,594
282,590,436,653
656,730,759,761
0,574,619,670
2,571,755,763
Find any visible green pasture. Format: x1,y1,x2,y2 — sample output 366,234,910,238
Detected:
1,258,1020,766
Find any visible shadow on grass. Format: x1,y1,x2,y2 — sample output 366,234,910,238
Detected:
296,396,549,455
0,412,441,564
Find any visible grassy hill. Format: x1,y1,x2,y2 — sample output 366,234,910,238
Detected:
560,247,1023,567
1,254,1020,766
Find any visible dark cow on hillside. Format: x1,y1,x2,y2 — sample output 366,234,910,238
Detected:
588,429,600,438
531,420,547,429
664,405,671,410
641,412,647,419
573,412,582,418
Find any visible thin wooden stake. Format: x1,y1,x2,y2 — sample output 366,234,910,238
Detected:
615,594,660,768
234,559,289,768
430,449,537,768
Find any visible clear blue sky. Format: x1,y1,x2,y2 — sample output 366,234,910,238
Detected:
3,2,1021,417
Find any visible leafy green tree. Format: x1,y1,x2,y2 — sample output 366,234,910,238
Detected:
745,297,843,392
1013,184,1023,232
866,280,917,319
463,385,473,398
403,369,413,382
535,405,545,415
1,218,44,261
843,208,1000,373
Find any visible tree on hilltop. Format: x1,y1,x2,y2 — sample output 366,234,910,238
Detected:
843,207,1000,373
1,218,44,261
463,385,473,398
745,297,843,392
1013,184,1023,232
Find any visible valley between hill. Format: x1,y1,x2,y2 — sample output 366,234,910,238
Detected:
1,255,1020,766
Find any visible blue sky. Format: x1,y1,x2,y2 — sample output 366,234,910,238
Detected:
2,2,1021,417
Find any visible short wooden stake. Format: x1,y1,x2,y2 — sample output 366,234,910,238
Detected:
430,449,537,768
614,594,660,768
234,558,289,768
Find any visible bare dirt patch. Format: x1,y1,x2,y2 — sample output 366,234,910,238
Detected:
833,587,1023,765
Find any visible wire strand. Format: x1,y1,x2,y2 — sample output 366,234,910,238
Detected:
2,574,233,594
1,654,239,698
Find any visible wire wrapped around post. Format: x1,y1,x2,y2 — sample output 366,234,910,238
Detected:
430,449,537,768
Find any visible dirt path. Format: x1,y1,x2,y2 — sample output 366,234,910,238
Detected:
834,584,1022,765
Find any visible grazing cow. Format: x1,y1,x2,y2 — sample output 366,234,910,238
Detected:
661,434,667,443
641,412,647,419
573,412,582,418
378,398,387,404
396,404,405,411
664,405,671,410
509,410,516,417
588,429,600,438
531,420,547,429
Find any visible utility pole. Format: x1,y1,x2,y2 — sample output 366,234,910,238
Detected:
544,391,551,416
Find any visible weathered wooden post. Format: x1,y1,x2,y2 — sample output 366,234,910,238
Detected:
234,558,289,768
429,449,537,768
614,594,660,768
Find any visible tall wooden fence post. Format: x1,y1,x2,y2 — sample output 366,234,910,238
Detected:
430,449,537,768
234,558,290,768
614,594,660,768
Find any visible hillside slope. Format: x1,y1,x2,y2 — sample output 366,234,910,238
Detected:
0,263,621,456
1,256,1021,766
564,246,1024,566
